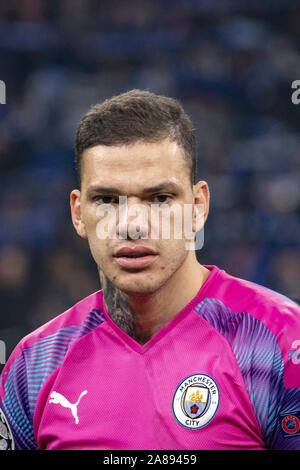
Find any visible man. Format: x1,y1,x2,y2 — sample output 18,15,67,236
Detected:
0,90,299,450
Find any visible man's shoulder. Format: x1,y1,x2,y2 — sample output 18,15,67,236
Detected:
212,265,299,318
210,267,300,365
20,289,106,349
203,266,300,389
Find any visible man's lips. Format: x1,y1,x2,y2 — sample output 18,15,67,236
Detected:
113,246,158,269
114,246,158,257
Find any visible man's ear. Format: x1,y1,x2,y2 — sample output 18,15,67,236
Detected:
70,189,88,239
192,180,210,233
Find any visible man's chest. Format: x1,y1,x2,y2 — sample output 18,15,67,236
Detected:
33,328,265,450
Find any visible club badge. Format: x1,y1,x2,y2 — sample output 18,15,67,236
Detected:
172,373,219,430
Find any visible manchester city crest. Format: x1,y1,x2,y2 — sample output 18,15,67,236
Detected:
172,373,219,430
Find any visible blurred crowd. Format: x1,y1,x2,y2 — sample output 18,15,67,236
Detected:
0,0,299,358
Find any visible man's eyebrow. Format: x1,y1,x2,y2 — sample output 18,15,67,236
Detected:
86,182,181,197
86,185,123,197
140,182,181,194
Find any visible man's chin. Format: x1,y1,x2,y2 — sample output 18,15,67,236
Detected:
115,282,158,295
111,275,164,295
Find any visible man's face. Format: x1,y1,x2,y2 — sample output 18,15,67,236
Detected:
71,138,209,294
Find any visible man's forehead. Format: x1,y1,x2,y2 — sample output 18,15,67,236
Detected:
82,139,186,169
81,139,191,188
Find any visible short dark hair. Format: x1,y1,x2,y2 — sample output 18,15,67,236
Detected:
75,89,196,185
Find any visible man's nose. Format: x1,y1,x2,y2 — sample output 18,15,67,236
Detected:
117,198,149,240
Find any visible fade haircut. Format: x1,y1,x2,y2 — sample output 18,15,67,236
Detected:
75,89,196,185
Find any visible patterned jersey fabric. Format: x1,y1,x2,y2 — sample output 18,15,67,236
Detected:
0,265,299,450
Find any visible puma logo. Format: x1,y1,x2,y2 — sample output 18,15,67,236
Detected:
49,390,87,424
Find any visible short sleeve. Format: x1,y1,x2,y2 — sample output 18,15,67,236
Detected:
0,342,38,450
260,296,300,450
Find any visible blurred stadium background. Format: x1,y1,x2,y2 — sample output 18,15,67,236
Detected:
0,0,299,364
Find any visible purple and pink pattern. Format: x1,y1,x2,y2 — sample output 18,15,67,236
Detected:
0,308,105,449
194,297,300,449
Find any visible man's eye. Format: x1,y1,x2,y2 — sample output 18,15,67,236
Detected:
152,194,172,204
93,196,118,204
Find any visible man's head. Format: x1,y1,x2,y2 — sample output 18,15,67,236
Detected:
71,90,209,295
75,89,196,186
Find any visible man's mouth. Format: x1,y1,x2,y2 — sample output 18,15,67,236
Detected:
113,246,158,269
119,253,148,258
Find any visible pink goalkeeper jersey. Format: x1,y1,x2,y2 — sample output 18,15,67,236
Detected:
1,265,300,450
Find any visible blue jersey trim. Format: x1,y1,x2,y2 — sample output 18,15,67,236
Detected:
0,308,106,449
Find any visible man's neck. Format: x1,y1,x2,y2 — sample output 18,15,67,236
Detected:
100,262,210,345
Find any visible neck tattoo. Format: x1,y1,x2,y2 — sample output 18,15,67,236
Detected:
99,271,143,343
